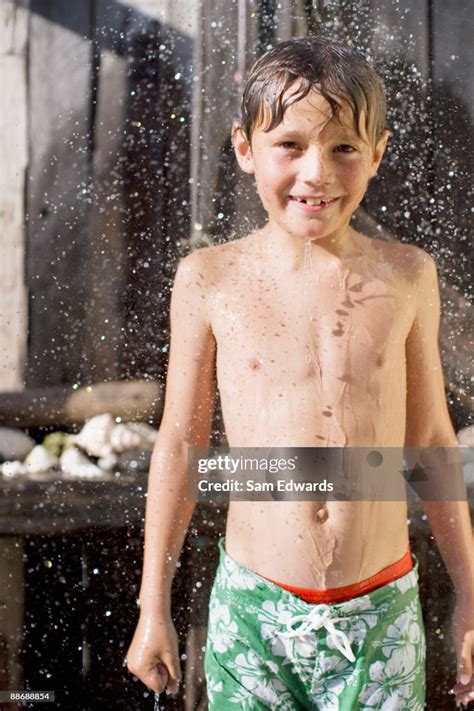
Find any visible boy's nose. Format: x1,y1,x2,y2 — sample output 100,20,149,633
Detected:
298,149,334,185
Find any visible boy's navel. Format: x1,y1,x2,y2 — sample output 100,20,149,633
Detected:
316,505,329,523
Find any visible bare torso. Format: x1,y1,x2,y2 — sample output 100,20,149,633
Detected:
205,228,419,588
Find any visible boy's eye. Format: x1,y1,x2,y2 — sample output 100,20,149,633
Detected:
335,144,356,153
280,141,301,150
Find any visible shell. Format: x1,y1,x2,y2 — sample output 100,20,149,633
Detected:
97,453,118,472
457,424,474,446
60,447,104,479
459,446,474,466
69,413,115,458
0,427,35,461
24,445,59,474
1,460,27,478
464,461,474,485
110,422,157,453
457,426,474,464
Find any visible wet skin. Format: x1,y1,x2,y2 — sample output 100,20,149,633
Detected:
180,91,432,587
205,228,419,588
128,87,473,706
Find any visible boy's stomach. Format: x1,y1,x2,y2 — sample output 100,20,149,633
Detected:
219,371,407,448
219,356,410,587
225,499,410,589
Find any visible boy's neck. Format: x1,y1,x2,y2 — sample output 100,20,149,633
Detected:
261,221,360,271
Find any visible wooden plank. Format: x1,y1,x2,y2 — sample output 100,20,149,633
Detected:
0,537,24,704
0,379,162,428
430,0,474,427
81,1,132,381
85,0,195,381
127,0,199,35
117,4,175,381
274,0,296,42
26,0,94,386
0,478,149,534
190,0,266,251
431,1,473,115
0,1,28,391
343,0,432,253
430,0,473,346
25,1,200,387
0,13,28,699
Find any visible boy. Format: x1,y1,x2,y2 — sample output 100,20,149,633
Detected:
127,37,474,708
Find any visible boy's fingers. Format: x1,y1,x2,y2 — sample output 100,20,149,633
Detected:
156,662,169,685
457,633,473,685
127,660,168,694
455,690,474,709
143,663,169,694
161,652,182,693
161,652,182,681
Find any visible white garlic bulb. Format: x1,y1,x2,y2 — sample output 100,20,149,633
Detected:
24,445,59,474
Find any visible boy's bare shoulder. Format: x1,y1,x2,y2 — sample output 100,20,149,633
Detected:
178,232,261,279
361,232,429,262
359,233,436,286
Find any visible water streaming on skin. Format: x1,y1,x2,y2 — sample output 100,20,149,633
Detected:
302,240,349,447
301,243,399,584
302,239,338,585
302,240,322,380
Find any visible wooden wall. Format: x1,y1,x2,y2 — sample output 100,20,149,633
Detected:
1,0,470,420
0,2,472,709
0,1,28,391
20,0,197,389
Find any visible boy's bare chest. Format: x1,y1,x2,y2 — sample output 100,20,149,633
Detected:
209,267,413,377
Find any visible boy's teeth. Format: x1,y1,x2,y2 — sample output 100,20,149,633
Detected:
291,196,334,205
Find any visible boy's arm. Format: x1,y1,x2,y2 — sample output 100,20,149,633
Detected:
138,251,216,615
404,252,473,595
404,251,474,690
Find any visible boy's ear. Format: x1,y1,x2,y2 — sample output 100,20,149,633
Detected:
231,120,255,175
369,129,391,178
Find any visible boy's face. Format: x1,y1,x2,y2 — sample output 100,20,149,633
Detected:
234,89,389,244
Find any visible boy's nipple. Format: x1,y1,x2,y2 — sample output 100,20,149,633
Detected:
249,357,262,371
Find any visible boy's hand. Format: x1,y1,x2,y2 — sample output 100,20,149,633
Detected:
125,612,182,696
451,597,474,707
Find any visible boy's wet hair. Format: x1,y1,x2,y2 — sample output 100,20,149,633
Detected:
240,36,386,147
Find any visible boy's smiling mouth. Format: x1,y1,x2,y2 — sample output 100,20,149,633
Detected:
288,195,339,211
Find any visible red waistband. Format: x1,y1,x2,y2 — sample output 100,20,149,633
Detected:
262,546,413,604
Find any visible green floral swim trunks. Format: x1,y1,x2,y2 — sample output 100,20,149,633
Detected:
204,538,426,710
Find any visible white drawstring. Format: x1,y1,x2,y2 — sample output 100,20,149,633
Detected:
277,605,356,662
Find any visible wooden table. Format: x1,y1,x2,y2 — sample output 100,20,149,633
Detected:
0,476,472,710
